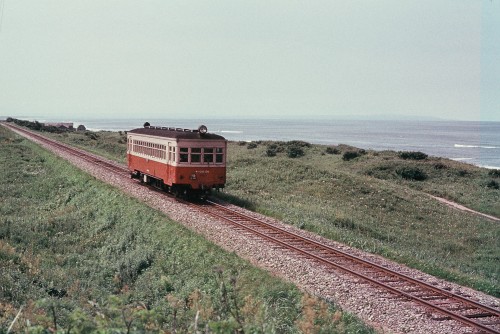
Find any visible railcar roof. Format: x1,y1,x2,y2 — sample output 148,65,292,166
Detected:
128,126,225,140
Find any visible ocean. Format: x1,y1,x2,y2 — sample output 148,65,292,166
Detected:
11,117,500,169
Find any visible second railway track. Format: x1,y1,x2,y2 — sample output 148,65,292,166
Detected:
3,122,499,334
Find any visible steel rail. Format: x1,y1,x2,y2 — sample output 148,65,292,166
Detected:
201,200,499,334
208,201,500,315
2,123,129,176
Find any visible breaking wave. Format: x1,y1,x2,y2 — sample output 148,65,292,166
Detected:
454,144,499,149
481,165,500,170
451,158,473,161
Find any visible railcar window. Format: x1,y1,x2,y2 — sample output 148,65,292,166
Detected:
169,146,176,162
131,141,175,160
179,147,188,163
216,147,224,163
161,145,166,159
203,148,214,163
191,148,201,163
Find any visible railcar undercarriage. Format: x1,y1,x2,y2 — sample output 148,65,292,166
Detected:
131,171,219,199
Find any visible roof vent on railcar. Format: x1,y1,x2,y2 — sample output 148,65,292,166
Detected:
137,123,211,136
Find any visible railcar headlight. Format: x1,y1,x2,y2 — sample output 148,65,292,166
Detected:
190,174,197,180
198,125,208,134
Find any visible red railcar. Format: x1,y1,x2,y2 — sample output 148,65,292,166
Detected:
127,125,226,197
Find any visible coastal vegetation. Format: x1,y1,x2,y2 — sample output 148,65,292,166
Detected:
6,117,76,133
0,126,371,333
2,122,499,331
39,129,499,298
224,141,499,296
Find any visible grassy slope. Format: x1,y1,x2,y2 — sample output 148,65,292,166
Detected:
44,130,500,296
225,142,499,296
0,126,372,333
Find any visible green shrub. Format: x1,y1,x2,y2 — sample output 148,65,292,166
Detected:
433,163,448,170
263,141,308,158
247,142,258,149
9,118,69,133
398,151,428,160
266,147,277,157
326,146,341,155
488,169,500,178
342,151,360,161
486,180,499,189
396,167,427,181
287,145,305,158
84,132,99,140
267,143,284,153
287,140,311,148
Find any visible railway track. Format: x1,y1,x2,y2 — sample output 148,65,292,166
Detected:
194,200,500,334
3,122,500,333
2,123,130,177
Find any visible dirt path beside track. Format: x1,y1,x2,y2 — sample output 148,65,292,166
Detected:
428,194,500,222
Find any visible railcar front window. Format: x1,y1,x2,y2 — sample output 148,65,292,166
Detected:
179,147,189,163
203,148,214,163
191,148,201,163
216,148,224,163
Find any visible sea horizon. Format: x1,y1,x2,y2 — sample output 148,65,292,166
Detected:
3,116,500,169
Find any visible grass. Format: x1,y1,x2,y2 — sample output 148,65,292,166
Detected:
27,129,500,297
48,130,128,163
25,130,500,297
0,126,373,333
223,142,499,296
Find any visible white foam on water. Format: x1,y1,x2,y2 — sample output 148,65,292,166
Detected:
481,165,500,170
454,144,499,149
451,157,474,161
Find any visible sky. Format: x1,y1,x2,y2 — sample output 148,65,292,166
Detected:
0,1,498,122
